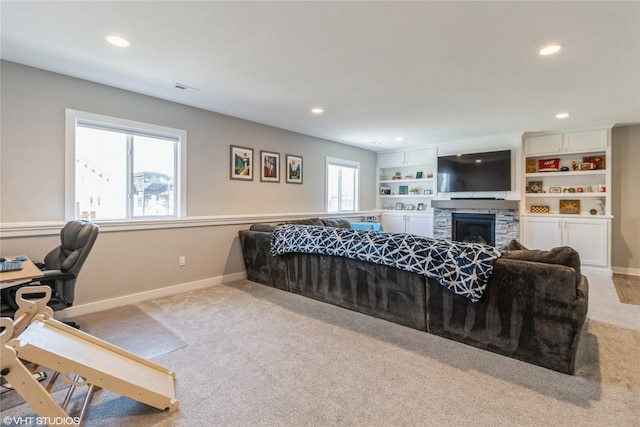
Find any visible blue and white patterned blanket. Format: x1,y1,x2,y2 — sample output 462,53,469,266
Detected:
270,224,503,303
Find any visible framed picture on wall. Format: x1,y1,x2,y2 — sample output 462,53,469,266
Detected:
260,150,280,183
230,145,253,180
286,154,303,184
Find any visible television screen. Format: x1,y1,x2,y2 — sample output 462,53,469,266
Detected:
437,150,512,193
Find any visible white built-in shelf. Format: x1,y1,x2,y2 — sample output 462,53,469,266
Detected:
525,170,606,178
526,192,606,198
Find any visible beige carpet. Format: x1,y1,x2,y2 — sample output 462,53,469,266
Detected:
1,279,639,426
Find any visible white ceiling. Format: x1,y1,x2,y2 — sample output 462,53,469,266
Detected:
2,1,639,151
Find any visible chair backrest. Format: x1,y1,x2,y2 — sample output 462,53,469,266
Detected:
43,220,99,307
44,220,100,274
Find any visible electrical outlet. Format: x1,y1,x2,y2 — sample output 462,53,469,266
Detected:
179,256,186,267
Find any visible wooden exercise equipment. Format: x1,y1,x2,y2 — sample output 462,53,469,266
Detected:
0,286,179,426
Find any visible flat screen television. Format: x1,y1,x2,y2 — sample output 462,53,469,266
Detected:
437,149,512,193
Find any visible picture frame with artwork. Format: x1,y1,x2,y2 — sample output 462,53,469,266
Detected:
399,185,408,195
415,171,423,179
260,150,280,183
286,154,303,184
528,181,543,193
230,145,253,180
395,203,404,210
417,203,425,211
559,199,581,214
549,186,562,193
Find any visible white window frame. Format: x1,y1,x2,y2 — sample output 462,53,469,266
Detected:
326,156,360,213
65,109,187,221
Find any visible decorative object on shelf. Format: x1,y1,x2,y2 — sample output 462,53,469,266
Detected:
586,185,593,192
528,181,543,193
539,158,560,172
395,202,404,210
380,187,391,195
286,154,303,184
260,150,280,183
549,186,561,193
417,203,425,211
393,172,402,179
583,155,605,170
230,145,254,181
399,185,408,195
571,161,578,171
598,183,606,192
416,171,423,179
577,187,583,193
596,198,606,215
590,209,598,215
380,174,387,180
405,175,413,179
578,162,596,170
424,189,432,195
559,199,581,215
405,204,415,210
560,166,570,171
409,187,420,194
427,172,433,178
568,187,576,193
530,205,550,214
526,158,537,173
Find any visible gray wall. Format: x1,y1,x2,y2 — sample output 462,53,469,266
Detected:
611,125,640,272
0,60,377,310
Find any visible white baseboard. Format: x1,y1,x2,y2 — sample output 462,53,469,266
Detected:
55,271,247,320
612,266,640,277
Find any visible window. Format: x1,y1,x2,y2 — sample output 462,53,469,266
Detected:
66,109,186,221
326,157,359,212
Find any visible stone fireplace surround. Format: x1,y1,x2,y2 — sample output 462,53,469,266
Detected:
432,199,520,248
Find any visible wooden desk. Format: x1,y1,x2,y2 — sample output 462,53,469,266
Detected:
0,255,44,289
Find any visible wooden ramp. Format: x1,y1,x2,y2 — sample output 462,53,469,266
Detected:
1,286,178,426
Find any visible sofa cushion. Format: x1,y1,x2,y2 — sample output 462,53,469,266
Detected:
501,239,528,251
320,218,351,229
502,246,582,286
250,223,278,232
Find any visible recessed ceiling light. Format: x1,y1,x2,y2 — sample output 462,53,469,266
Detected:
394,137,403,142
555,112,571,119
540,44,562,56
311,107,324,114
371,141,381,145
105,35,131,47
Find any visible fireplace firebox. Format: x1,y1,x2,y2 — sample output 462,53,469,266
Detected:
452,213,496,246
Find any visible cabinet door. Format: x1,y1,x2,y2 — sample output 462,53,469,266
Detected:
563,219,608,266
521,217,562,250
405,148,435,166
378,152,406,168
406,213,433,238
381,212,407,233
523,134,563,156
563,129,607,153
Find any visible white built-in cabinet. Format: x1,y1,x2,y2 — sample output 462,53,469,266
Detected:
381,211,434,238
521,216,609,267
378,147,436,237
521,127,612,272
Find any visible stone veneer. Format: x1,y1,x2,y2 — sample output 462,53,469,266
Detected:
433,208,520,248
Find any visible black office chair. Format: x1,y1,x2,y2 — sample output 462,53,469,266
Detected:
0,220,99,320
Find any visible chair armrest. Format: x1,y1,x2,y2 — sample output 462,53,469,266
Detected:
39,270,77,281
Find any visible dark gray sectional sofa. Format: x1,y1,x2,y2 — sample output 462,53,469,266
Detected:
238,217,588,375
